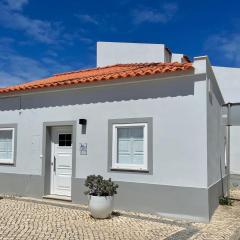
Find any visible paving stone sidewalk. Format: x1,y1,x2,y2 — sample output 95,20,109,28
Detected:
0,194,239,240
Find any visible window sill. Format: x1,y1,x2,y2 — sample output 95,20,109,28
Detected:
110,168,149,173
0,162,15,166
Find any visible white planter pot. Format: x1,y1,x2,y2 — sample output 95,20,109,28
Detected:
88,195,114,219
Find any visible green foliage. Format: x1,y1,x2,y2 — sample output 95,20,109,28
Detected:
84,175,119,196
219,196,233,206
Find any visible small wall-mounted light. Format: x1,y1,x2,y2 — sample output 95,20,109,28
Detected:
79,119,87,134
79,119,87,125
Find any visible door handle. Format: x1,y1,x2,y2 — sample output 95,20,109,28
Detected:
54,156,56,172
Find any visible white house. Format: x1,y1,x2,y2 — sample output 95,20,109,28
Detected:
0,42,232,222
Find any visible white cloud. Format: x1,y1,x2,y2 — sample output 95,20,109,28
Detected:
78,36,93,44
0,1,62,44
0,1,95,46
0,38,72,87
63,31,93,46
0,71,25,86
132,3,178,24
3,0,28,10
0,53,49,87
75,14,99,25
205,33,240,66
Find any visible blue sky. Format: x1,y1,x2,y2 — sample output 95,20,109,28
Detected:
0,0,239,87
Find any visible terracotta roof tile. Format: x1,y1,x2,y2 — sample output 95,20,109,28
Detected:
0,62,193,94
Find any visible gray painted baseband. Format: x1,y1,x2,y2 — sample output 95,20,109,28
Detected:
208,177,228,218
0,173,43,198
0,173,224,222
72,178,210,222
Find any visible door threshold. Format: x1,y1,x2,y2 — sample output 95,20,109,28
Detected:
43,194,72,202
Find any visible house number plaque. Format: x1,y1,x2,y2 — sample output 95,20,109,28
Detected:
80,143,87,155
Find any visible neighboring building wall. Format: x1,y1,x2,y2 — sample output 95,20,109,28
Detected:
230,126,240,176
230,124,240,185
0,73,209,221
213,66,240,184
223,105,240,185
213,66,240,102
96,42,188,67
97,42,167,67
164,48,172,62
171,53,184,63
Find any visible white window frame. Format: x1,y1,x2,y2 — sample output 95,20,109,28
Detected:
0,128,15,164
112,123,148,171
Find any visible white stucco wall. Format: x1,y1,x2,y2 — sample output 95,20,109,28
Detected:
213,66,240,177
230,126,240,174
206,65,226,186
0,73,208,188
171,53,184,63
213,66,240,103
97,42,166,67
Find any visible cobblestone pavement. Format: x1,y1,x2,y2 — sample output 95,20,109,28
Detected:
0,194,240,240
231,186,240,200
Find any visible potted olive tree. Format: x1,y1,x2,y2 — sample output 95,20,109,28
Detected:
84,175,119,219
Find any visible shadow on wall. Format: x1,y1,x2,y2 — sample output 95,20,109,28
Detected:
0,75,203,111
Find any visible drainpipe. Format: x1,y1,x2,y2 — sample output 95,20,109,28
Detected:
226,103,231,197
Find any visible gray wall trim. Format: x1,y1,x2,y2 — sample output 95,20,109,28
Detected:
0,173,43,198
0,172,218,222
108,117,153,174
42,121,77,196
72,177,210,222
208,176,227,218
0,123,18,166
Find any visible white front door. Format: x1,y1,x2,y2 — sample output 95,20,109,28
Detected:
51,126,72,197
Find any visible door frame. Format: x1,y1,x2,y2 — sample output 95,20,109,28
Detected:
42,121,77,197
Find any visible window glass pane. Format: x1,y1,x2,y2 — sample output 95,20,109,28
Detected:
58,134,72,147
0,152,8,159
66,134,72,141
118,128,130,138
59,141,65,146
132,139,144,164
131,127,143,138
117,126,144,165
0,130,13,161
0,130,12,141
132,154,144,164
59,134,65,141
0,142,7,151
118,139,130,152
6,152,13,160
